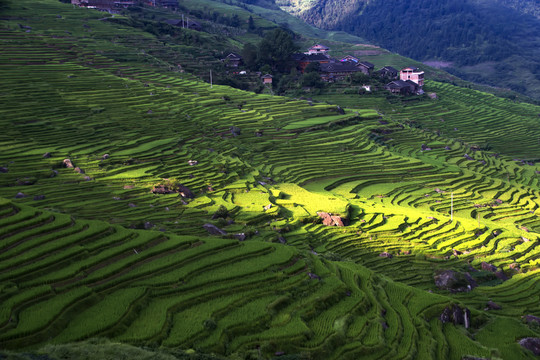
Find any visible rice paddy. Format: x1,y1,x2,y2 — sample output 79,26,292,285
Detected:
1,0,540,358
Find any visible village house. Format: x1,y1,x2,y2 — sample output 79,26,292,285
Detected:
221,52,242,67
319,62,360,82
72,0,135,9
340,55,359,63
384,79,419,95
165,18,202,31
356,61,375,75
400,66,424,86
261,74,273,85
146,0,178,8
292,53,331,73
376,66,399,79
306,44,329,55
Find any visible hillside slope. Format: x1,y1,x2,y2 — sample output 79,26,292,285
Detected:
273,0,540,99
1,0,540,359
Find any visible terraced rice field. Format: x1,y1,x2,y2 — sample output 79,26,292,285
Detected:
1,0,540,359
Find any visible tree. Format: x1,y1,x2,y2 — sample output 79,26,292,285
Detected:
351,72,370,84
248,15,255,31
301,72,324,88
241,43,258,70
304,62,320,73
257,28,298,72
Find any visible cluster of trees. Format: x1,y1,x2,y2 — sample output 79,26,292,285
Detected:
241,28,298,72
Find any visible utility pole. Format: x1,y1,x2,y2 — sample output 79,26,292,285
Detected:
210,70,213,88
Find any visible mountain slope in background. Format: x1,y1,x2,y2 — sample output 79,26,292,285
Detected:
272,0,540,99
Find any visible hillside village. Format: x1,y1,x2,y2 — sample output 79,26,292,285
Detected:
225,44,426,95
294,44,425,95
71,0,425,96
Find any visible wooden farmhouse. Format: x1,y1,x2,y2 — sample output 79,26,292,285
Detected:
376,66,399,79
385,80,419,95
146,0,178,8
221,52,242,67
340,55,359,63
320,62,360,82
261,74,273,84
292,53,331,73
356,61,375,75
165,19,202,31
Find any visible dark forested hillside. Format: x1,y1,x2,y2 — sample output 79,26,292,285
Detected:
274,0,540,99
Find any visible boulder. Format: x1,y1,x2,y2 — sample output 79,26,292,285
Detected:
440,305,471,328
233,233,246,241
379,252,393,259
203,223,227,236
43,152,52,158
17,178,35,186
178,185,194,199
15,192,27,199
308,272,321,280
485,301,502,311
331,215,345,226
481,262,497,272
523,315,540,325
74,167,85,174
463,273,477,289
63,159,74,168
101,153,110,160
519,337,540,356
230,126,241,136
317,212,347,227
278,236,287,244
151,185,175,194
0,167,8,173
33,195,46,201
435,270,464,291
495,270,509,281
440,307,452,323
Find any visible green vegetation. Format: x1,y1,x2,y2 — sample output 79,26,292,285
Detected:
0,0,540,359
272,0,540,100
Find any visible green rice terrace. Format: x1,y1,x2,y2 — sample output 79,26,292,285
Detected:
1,0,540,359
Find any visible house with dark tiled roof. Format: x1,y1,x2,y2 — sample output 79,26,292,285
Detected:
261,74,273,84
340,55,359,63
221,52,242,67
293,53,331,73
384,80,417,95
376,66,399,79
320,61,361,82
357,61,375,75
